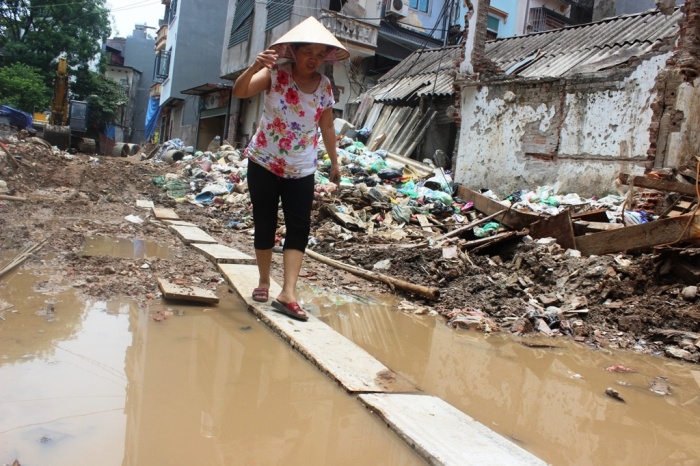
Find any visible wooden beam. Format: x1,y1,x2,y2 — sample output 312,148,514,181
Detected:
456,186,541,231
529,210,576,250
576,213,700,256
157,277,219,304
618,173,698,197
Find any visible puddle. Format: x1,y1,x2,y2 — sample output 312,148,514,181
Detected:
307,286,700,466
80,237,173,260
0,273,423,466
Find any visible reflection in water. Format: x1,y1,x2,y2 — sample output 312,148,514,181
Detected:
0,273,423,466
311,287,700,466
80,237,173,260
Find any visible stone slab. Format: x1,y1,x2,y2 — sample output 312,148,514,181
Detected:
218,263,416,394
157,277,219,304
191,243,255,265
168,225,217,244
358,394,547,466
153,207,179,220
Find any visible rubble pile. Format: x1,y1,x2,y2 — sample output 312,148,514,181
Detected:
1,126,699,363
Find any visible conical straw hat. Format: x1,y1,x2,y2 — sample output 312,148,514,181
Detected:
271,16,350,61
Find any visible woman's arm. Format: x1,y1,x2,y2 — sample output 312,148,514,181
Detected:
232,49,277,98
319,108,340,185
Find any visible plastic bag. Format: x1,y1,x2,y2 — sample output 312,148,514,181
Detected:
473,222,500,238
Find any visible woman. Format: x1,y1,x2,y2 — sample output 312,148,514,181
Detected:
232,17,348,321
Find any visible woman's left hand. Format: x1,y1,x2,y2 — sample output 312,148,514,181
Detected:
329,164,340,185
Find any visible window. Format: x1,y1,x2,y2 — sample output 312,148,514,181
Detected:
168,0,178,24
228,0,254,47
409,0,428,13
486,14,500,40
266,0,293,31
154,49,171,82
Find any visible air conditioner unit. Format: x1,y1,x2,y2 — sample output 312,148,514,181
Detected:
386,0,409,18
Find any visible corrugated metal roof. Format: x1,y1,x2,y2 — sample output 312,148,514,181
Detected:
485,8,682,78
367,46,461,101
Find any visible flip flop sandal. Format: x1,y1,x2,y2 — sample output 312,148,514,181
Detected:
271,300,309,322
252,287,269,302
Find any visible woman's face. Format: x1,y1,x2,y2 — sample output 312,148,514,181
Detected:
295,44,329,73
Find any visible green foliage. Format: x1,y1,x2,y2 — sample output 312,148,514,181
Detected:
71,65,126,133
0,63,51,112
0,0,112,85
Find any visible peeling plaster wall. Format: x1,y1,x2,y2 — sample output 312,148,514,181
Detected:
667,77,700,168
453,53,671,197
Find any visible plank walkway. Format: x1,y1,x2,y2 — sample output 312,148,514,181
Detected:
158,209,548,465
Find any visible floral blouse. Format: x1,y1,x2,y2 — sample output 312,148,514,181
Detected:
245,63,335,179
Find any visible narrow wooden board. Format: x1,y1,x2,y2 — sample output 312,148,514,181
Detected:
162,220,196,226
576,213,700,256
153,207,179,220
618,173,698,197
416,214,433,232
218,263,417,394
358,394,547,466
456,186,541,231
156,277,219,304
168,225,217,244
191,243,255,264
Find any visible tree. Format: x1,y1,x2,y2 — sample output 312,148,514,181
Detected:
0,0,112,83
0,62,51,112
71,65,126,138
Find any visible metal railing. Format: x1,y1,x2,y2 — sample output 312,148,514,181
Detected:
528,7,574,33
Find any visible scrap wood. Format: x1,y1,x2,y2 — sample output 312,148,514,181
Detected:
652,329,700,340
576,212,700,256
305,248,440,300
0,239,48,280
0,194,27,201
529,210,576,250
618,173,698,197
434,209,507,245
573,221,624,235
156,277,219,304
456,185,541,231
468,231,520,253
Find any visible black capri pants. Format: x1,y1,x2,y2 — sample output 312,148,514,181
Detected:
247,160,315,252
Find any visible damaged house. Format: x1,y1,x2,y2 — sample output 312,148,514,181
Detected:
454,6,700,198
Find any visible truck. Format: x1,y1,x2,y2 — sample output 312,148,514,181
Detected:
42,57,96,152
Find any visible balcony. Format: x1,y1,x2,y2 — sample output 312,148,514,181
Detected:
319,10,378,52
528,7,574,33
155,24,168,51
150,82,162,97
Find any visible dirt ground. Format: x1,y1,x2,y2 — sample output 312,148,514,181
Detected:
1,133,699,364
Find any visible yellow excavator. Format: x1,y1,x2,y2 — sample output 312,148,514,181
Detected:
43,57,96,152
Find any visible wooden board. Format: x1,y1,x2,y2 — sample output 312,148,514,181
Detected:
168,225,217,244
416,214,433,232
529,210,576,250
156,277,219,304
191,243,255,264
218,263,417,394
456,186,541,231
576,213,700,256
358,394,547,466
618,173,698,197
162,220,196,226
136,200,155,209
152,207,179,220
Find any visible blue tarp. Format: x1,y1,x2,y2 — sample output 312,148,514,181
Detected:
0,105,33,130
145,96,161,140
104,123,116,139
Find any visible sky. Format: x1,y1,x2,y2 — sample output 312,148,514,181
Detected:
106,0,165,38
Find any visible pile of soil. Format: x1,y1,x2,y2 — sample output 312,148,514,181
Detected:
1,134,698,364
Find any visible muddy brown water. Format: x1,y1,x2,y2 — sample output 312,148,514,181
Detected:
0,269,423,466
80,236,173,260
302,285,700,466
3,243,700,466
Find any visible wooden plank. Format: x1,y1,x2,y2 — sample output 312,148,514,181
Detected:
571,208,609,222
162,219,197,226
618,173,698,197
190,243,255,264
576,213,700,256
136,199,155,209
358,394,547,466
416,214,433,232
456,186,542,231
152,207,179,220
529,210,576,250
573,221,624,235
218,263,417,394
168,225,217,244
156,277,219,304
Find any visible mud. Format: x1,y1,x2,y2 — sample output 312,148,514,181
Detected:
0,135,699,365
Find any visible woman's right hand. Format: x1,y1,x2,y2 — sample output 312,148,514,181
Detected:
252,49,279,72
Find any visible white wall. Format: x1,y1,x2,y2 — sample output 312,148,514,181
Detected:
453,53,670,197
